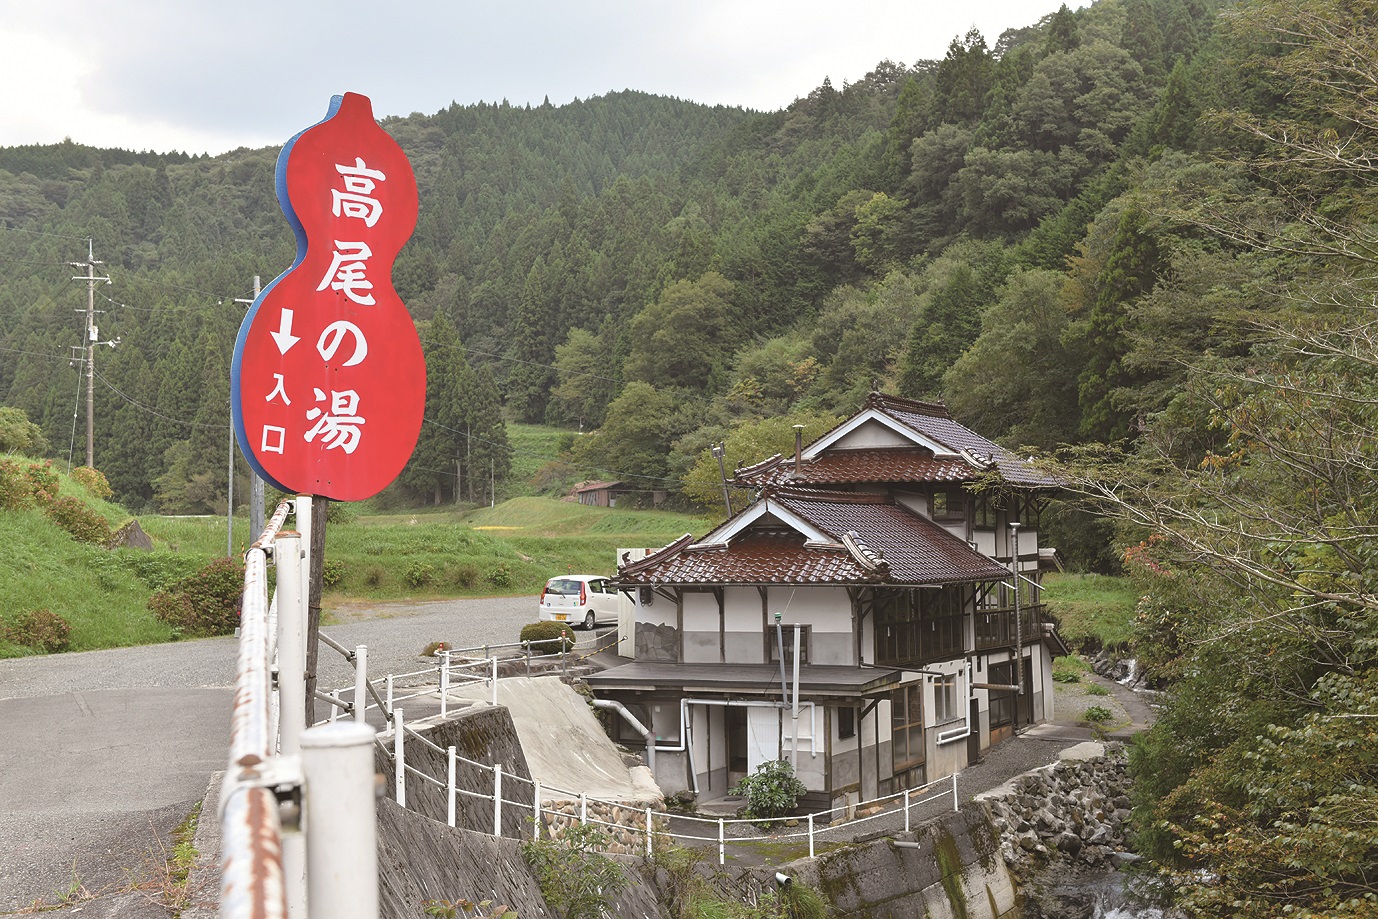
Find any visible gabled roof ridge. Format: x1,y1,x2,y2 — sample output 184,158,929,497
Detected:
767,485,891,505
866,391,952,419
733,453,784,477
619,532,694,575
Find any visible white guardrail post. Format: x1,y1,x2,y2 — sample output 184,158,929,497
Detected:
394,708,405,807
493,764,504,837
447,746,457,828
273,531,307,918
301,722,378,919
440,649,450,717
354,646,368,724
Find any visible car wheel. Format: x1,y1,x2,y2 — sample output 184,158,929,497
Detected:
583,610,596,631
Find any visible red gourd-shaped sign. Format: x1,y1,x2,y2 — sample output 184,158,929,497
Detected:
232,93,425,501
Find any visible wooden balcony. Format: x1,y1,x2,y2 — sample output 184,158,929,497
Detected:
974,604,1045,650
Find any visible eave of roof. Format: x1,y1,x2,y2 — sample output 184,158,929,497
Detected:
615,487,1010,587
586,661,905,697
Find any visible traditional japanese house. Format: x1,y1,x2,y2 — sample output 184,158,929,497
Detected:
587,392,1066,808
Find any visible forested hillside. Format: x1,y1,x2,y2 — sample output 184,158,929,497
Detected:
5,0,1378,912
1,0,1207,516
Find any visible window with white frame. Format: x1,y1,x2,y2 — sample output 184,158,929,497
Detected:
933,672,961,723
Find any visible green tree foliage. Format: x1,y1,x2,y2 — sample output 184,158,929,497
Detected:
400,312,511,504
896,240,1011,398
1069,204,1167,442
681,411,842,519
943,268,1080,448
623,272,735,393
568,382,682,486
1048,3,1378,913
0,406,49,456
548,326,619,430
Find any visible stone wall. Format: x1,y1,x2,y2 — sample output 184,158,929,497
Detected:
375,705,536,839
540,798,671,856
978,743,1133,873
375,797,672,919
636,621,680,661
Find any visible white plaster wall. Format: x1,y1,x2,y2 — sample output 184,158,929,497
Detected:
682,591,719,664
724,586,765,664
832,422,912,449
765,586,851,631
723,587,762,631
894,493,927,516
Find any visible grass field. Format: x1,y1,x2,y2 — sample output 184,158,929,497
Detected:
1041,571,1139,650
3,455,708,657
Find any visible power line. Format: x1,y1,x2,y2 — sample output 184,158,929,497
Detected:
0,224,94,243
93,368,226,429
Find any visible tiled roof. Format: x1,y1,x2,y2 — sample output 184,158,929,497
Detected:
869,393,1058,488
731,394,1058,489
735,448,976,488
771,489,1009,583
616,488,1009,588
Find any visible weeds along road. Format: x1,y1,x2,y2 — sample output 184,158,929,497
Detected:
0,595,536,913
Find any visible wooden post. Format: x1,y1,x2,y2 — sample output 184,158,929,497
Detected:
305,497,328,724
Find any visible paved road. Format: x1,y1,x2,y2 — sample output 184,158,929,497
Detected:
0,596,538,914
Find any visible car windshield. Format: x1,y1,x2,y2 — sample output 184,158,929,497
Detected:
546,578,581,595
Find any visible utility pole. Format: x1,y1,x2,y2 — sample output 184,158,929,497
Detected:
235,276,266,540
69,240,110,469
711,442,733,517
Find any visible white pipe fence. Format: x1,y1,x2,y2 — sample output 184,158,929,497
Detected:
376,704,963,866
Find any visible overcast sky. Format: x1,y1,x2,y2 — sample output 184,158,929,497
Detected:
0,1,1081,156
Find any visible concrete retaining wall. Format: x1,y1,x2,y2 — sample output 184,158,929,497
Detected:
779,804,1020,919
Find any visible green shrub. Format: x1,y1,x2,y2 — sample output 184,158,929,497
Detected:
6,609,72,653
149,556,245,637
23,461,59,506
446,562,482,589
731,759,807,821
46,495,113,544
117,552,201,593
321,558,345,589
421,641,451,657
403,561,436,589
71,466,113,499
1086,683,1110,696
1083,705,1114,724
362,565,386,587
521,822,625,919
1052,654,1091,683
519,621,574,652
487,562,512,587
0,460,33,509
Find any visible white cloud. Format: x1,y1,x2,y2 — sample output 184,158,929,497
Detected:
0,0,1078,155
